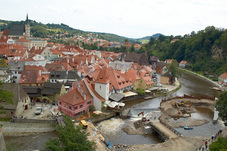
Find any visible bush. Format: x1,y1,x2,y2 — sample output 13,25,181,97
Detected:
136,88,145,96
89,105,95,111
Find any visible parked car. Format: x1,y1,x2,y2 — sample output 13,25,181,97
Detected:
35,107,42,115
156,84,162,87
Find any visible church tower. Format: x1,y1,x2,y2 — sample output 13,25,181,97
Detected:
25,14,30,39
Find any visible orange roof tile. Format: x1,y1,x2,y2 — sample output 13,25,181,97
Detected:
58,88,85,105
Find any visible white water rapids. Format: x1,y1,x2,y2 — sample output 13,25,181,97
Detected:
97,118,125,136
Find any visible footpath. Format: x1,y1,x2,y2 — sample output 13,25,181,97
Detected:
0,122,56,136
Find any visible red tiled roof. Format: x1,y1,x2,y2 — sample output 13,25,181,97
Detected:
116,69,140,83
16,38,30,42
19,70,38,84
180,60,189,65
58,88,85,105
220,73,227,79
83,77,105,102
11,49,27,57
90,67,133,90
142,76,154,85
25,65,48,71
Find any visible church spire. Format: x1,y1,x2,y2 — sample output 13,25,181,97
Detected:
26,13,28,24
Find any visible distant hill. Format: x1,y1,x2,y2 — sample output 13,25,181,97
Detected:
133,33,165,43
0,19,136,43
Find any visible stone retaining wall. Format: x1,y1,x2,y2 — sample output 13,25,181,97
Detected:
91,112,116,123
14,118,56,124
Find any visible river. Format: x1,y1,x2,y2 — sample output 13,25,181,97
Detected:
4,72,224,150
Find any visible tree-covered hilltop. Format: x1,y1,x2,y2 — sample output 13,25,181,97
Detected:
0,19,135,43
144,26,227,76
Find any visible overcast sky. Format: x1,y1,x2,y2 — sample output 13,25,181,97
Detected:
1,0,227,38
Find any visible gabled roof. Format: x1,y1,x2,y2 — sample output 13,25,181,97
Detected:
30,46,45,54
19,70,38,84
1,83,28,109
83,77,105,102
11,49,27,58
58,88,85,105
49,71,80,80
45,63,64,71
19,70,49,84
156,62,166,68
90,67,133,90
120,52,149,65
116,69,140,83
25,65,47,72
95,67,110,84
42,83,63,95
220,73,227,79
9,24,25,36
149,56,159,62
180,60,189,65
141,76,154,85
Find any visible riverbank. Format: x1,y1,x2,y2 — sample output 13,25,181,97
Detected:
179,68,225,91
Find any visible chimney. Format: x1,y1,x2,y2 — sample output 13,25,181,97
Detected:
39,70,41,76
145,49,147,57
84,94,86,100
67,58,69,64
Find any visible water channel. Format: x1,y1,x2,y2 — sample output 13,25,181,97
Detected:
4,72,224,150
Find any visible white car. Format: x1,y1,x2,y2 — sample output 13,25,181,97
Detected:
157,84,162,87
35,107,42,115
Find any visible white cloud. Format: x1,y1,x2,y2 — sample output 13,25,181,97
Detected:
1,0,227,38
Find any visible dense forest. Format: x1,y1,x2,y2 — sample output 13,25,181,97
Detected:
0,19,136,43
144,26,227,77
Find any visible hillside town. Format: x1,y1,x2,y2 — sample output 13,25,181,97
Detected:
0,15,226,151
0,15,182,119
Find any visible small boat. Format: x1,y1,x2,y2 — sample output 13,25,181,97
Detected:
184,126,193,130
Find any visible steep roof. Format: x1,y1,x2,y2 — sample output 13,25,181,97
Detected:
83,77,105,102
9,24,25,36
58,88,85,105
120,52,149,65
1,83,28,110
220,73,227,79
41,83,63,95
49,71,80,80
90,67,133,90
149,56,159,62
142,76,154,85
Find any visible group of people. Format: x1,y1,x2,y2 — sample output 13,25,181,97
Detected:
197,129,223,151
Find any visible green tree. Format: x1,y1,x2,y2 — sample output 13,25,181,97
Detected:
216,91,227,126
0,58,14,104
149,37,155,46
136,88,145,96
209,137,227,151
168,61,181,84
44,116,95,151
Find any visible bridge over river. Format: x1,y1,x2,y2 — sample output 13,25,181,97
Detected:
150,121,179,140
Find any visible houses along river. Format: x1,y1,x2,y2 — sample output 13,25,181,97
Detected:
4,72,223,150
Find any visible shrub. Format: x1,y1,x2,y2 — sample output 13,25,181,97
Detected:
136,88,145,96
